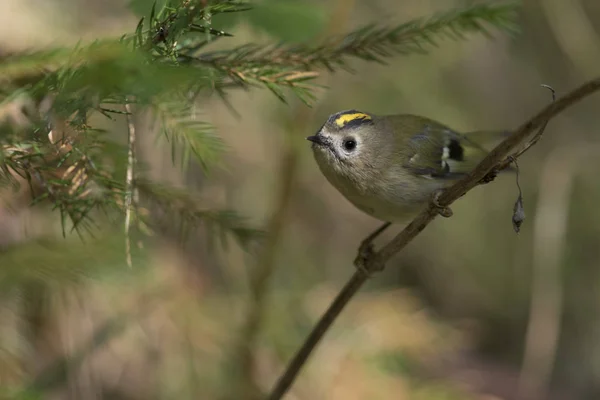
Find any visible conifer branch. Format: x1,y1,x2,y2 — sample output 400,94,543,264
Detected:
1,130,126,237
141,0,251,50
193,1,519,72
178,1,519,103
135,180,263,250
153,100,225,170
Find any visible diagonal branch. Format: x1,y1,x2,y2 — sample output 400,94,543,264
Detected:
267,76,600,400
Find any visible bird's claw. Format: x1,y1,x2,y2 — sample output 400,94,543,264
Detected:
354,242,384,276
432,190,453,218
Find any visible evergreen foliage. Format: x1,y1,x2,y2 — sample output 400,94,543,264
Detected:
0,0,520,252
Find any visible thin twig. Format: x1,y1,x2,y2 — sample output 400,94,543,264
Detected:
267,76,600,400
124,100,136,268
493,84,556,174
511,158,525,233
267,273,366,400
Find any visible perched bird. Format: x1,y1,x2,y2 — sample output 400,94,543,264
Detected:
307,109,503,223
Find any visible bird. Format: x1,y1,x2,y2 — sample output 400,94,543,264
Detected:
307,109,503,223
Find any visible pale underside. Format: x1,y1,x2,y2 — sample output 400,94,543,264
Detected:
314,150,452,223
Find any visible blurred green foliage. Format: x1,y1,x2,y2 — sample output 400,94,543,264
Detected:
210,0,327,42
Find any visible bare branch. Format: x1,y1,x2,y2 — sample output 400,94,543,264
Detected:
124,101,137,268
267,76,600,400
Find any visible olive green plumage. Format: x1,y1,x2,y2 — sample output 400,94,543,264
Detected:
307,109,504,222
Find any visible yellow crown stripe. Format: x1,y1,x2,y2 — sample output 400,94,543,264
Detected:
334,113,371,127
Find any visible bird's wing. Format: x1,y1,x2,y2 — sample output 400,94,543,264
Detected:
402,121,491,179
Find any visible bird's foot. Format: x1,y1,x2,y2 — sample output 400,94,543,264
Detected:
432,189,453,218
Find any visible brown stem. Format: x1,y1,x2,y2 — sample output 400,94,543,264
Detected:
267,76,600,400
267,273,367,400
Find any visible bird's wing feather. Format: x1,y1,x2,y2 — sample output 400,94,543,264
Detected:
401,120,493,179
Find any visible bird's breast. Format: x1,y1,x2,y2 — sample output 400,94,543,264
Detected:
316,164,424,222
312,149,450,222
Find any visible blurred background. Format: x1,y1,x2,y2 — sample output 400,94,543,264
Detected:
1,0,600,399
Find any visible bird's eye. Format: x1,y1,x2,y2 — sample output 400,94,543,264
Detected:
343,139,357,151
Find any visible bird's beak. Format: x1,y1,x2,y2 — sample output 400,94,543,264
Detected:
306,134,324,146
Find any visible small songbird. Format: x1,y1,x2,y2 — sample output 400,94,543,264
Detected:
307,110,503,223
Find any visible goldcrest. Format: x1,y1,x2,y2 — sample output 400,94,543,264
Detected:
307,110,503,222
